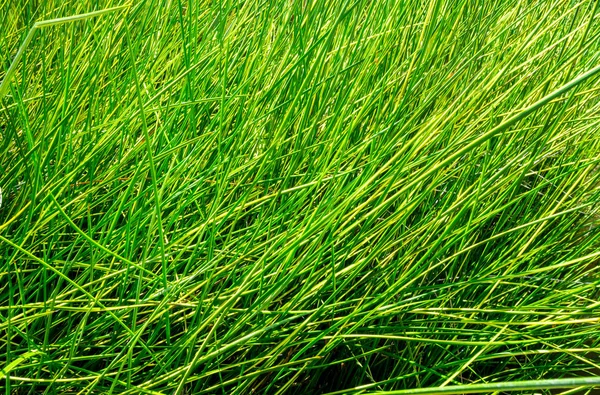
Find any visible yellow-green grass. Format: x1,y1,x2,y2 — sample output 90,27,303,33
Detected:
1,0,600,393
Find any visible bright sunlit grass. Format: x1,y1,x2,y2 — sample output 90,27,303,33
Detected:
1,1,600,394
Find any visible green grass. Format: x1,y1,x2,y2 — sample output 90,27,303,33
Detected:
1,0,600,393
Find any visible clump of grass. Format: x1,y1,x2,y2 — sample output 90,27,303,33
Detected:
1,0,600,394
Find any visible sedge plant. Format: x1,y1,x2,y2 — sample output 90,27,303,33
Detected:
1,0,600,394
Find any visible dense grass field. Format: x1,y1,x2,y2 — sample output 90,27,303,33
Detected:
1,0,600,393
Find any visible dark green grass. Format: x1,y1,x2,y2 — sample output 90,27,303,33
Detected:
1,0,600,393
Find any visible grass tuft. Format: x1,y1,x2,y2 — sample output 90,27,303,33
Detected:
1,0,600,394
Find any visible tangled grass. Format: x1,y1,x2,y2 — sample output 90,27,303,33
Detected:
1,0,600,393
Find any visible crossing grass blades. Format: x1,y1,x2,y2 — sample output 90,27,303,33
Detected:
1,0,600,394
